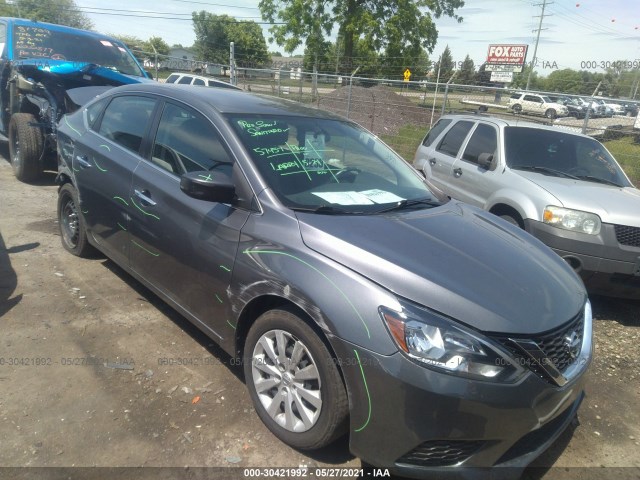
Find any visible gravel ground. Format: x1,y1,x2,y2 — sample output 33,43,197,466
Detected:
0,146,639,480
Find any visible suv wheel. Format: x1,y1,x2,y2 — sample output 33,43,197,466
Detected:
8,113,44,182
545,109,557,119
243,308,348,450
512,104,522,114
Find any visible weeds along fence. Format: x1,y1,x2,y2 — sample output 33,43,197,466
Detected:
147,56,640,186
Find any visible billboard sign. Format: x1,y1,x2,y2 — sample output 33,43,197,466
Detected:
487,44,528,65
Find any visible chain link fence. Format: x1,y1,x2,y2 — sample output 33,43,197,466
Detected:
142,56,640,186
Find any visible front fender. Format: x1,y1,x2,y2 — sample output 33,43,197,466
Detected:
485,187,554,222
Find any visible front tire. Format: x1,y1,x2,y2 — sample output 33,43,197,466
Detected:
512,104,522,114
243,309,348,450
8,113,44,182
58,183,94,257
545,109,557,119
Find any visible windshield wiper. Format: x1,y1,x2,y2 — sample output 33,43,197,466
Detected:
512,165,580,180
291,205,367,215
373,197,441,213
575,175,623,187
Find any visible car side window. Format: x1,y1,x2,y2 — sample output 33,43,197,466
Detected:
524,95,541,103
436,121,473,157
422,119,452,147
462,124,498,165
97,96,156,153
86,97,109,130
151,102,232,176
177,76,192,85
193,78,205,86
165,74,179,84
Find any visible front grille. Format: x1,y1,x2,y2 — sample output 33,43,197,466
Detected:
492,312,584,383
614,224,640,247
396,440,485,467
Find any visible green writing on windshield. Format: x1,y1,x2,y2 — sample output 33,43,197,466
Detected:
237,119,289,138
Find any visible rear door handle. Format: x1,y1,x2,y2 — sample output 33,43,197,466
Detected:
428,158,436,166
75,155,92,169
453,168,463,178
134,189,157,206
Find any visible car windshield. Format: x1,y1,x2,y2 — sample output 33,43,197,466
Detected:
13,25,144,76
541,96,553,102
505,127,631,187
227,114,439,213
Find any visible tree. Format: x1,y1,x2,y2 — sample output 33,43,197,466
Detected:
3,0,93,30
192,12,270,68
433,45,454,82
259,0,463,74
457,54,475,85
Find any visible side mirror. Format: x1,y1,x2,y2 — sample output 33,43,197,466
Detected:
478,153,496,171
180,171,235,203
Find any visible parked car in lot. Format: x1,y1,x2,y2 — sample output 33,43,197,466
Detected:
414,114,640,299
577,97,607,117
508,92,569,119
164,72,240,89
0,17,150,182
56,84,592,476
547,95,588,119
595,97,625,116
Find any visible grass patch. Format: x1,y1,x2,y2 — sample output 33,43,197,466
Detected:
602,135,640,187
380,124,427,162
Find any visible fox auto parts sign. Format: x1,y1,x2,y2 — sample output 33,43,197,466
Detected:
486,44,528,72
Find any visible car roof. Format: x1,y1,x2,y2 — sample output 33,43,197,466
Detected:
104,83,347,119
1,17,124,41
438,113,592,138
166,72,241,90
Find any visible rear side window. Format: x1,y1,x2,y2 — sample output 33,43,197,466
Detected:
421,119,452,147
177,76,192,85
462,124,498,165
86,97,109,129
193,78,205,86
165,74,179,84
97,96,156,153
523,95,541,103
436,121,473,157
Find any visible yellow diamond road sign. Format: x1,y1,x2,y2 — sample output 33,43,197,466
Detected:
403,68,411,82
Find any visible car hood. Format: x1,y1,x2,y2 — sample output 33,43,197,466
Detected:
515,171,640,227
297,202,585,335
15,59,149,84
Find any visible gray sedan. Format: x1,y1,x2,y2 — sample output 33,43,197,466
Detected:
56,84,591,477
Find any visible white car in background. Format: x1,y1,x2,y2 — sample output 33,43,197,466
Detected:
507,92,569,119
164,72,240,90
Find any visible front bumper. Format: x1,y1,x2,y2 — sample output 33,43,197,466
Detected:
525,219,640,298
328,334,589,479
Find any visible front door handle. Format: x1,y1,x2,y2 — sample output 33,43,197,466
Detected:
453,168,463,178
75,155,92,169
134,189,157,206
428,158,436,166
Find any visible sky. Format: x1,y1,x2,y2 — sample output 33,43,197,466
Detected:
77,0,640,74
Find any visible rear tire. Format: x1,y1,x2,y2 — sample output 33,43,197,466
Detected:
243,308,348,450
8,113,44,182
58,183,94,257
512,104,522,114
545,109,557,119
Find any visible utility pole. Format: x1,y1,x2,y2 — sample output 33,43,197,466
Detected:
526,0,552,91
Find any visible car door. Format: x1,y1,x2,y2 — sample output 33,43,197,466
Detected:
447,122,500,207
523,95,543,115
128,101,251,338
74,94,158,266
428,120,475,196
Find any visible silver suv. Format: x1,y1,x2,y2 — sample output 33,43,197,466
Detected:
414,114,640,298
508,92,569,119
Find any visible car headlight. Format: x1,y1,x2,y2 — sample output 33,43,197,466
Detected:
543,206,601,235
380,303,524,382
